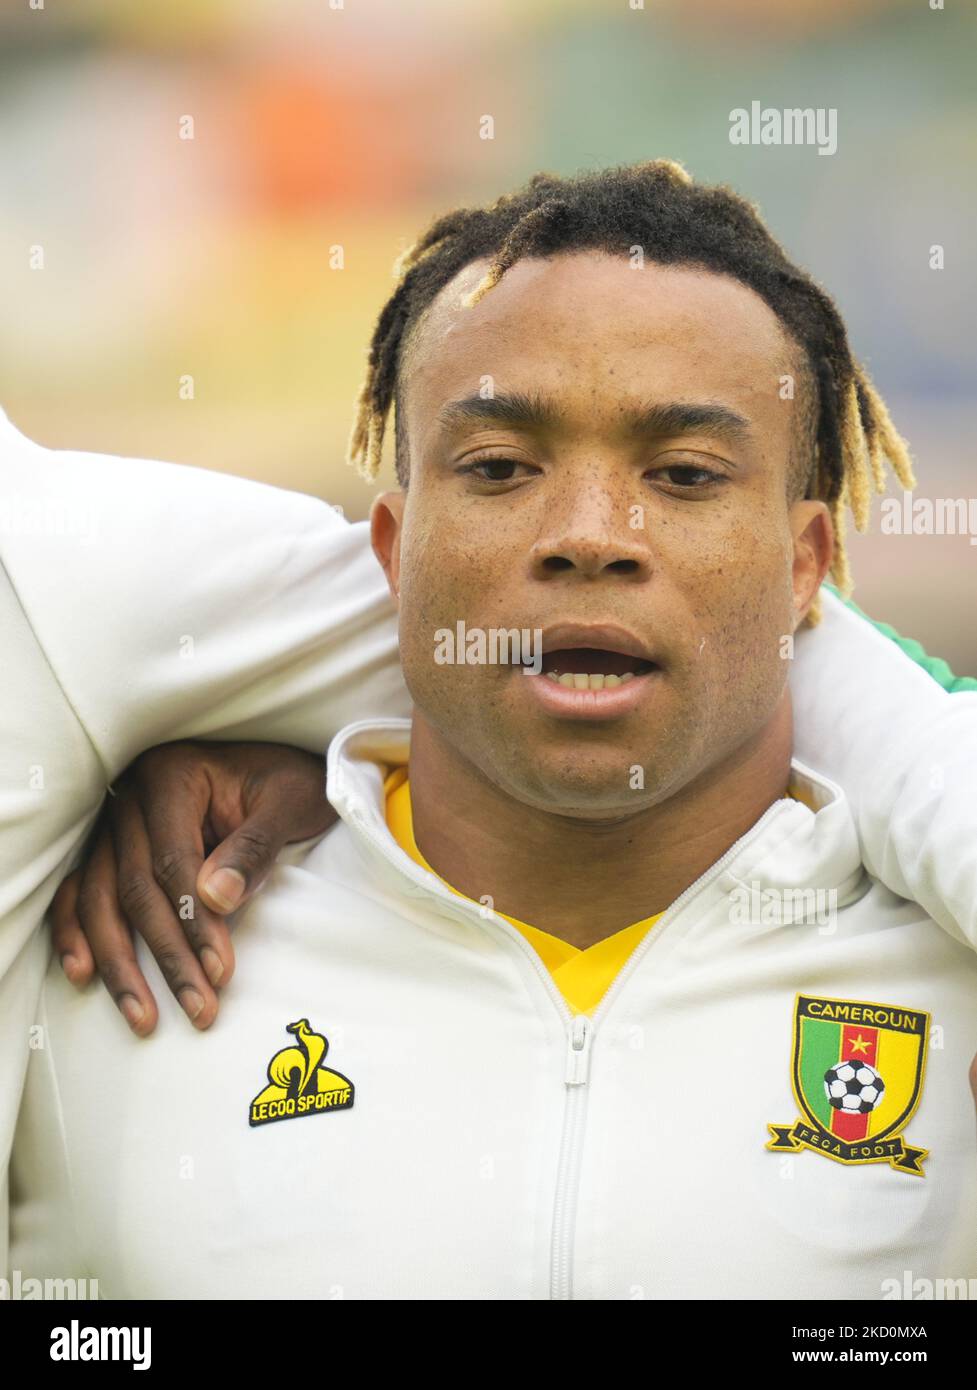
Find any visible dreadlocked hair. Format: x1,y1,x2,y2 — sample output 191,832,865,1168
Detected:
347,159,915,624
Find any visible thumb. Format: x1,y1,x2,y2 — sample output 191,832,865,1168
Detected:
196,817,288,914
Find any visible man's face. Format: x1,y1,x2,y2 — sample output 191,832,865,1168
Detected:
373,251,830,817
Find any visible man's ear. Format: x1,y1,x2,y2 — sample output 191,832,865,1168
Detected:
790,500,834,628
370,491,406,603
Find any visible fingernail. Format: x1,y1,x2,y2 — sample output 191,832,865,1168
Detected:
179,988,205,1022
119,995,145,1028
200,947,224,986
203,867,245,912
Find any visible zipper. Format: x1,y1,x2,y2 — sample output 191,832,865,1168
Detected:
344,770,791,1301
549,1014,593,1298
545,793,796,1298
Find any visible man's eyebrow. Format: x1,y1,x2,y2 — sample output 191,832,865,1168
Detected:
624,400,755,447
436,391,754,445
436,391,557,432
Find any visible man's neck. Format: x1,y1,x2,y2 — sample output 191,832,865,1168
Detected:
406,701,795,950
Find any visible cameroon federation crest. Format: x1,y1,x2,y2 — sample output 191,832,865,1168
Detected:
766,994,929,1176
249,1018,354,1128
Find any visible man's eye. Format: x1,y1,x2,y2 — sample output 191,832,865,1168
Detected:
458,458,535,483
650,464,726,488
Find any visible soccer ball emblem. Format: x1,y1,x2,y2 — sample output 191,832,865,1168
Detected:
823,1059,885,1114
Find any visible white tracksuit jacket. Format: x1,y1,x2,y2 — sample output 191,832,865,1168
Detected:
2,406,977,1296
10,719,977,1299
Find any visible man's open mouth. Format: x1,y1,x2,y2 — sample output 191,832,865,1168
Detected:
537,647,657,691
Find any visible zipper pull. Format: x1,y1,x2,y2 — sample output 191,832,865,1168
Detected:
565,1014,593,1086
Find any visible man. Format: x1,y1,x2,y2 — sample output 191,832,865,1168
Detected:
6,160,977,1298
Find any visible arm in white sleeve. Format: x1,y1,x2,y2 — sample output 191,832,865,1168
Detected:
0,417,407,778
0,406,405,1274
792,586,977,949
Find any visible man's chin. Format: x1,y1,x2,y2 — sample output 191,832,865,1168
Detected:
491,744,667,821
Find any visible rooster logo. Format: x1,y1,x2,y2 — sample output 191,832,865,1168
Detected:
249,1018,354,1127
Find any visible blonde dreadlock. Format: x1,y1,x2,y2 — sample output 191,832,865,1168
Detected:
346,160,915,623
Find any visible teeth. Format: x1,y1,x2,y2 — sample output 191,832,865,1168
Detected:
550,671,637,690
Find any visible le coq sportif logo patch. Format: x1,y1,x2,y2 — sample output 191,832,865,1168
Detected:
249,1018,355,1127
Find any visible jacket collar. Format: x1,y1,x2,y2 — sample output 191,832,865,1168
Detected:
326,718,870,928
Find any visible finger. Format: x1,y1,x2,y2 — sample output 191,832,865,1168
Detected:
75,833,160,1038
196,812,295,915
50,869,96,986
129,785,236,990
197,764,337,914
107,790,223,1026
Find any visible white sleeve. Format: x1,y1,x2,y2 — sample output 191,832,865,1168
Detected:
6,995,86,1290
792,586,977,949
0,413,407,775
0,407,406,1275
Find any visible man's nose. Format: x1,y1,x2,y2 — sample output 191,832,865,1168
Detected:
527,484,652,580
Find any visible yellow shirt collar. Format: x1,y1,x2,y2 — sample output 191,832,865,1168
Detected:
383,765,663,1015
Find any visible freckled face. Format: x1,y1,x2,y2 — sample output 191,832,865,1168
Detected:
384,252,813,814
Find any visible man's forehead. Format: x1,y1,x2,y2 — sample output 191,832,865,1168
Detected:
401,251,795,395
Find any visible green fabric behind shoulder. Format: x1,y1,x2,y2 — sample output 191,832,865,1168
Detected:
823,581,977,692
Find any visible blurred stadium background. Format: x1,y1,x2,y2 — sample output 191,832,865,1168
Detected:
1,0,974,669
